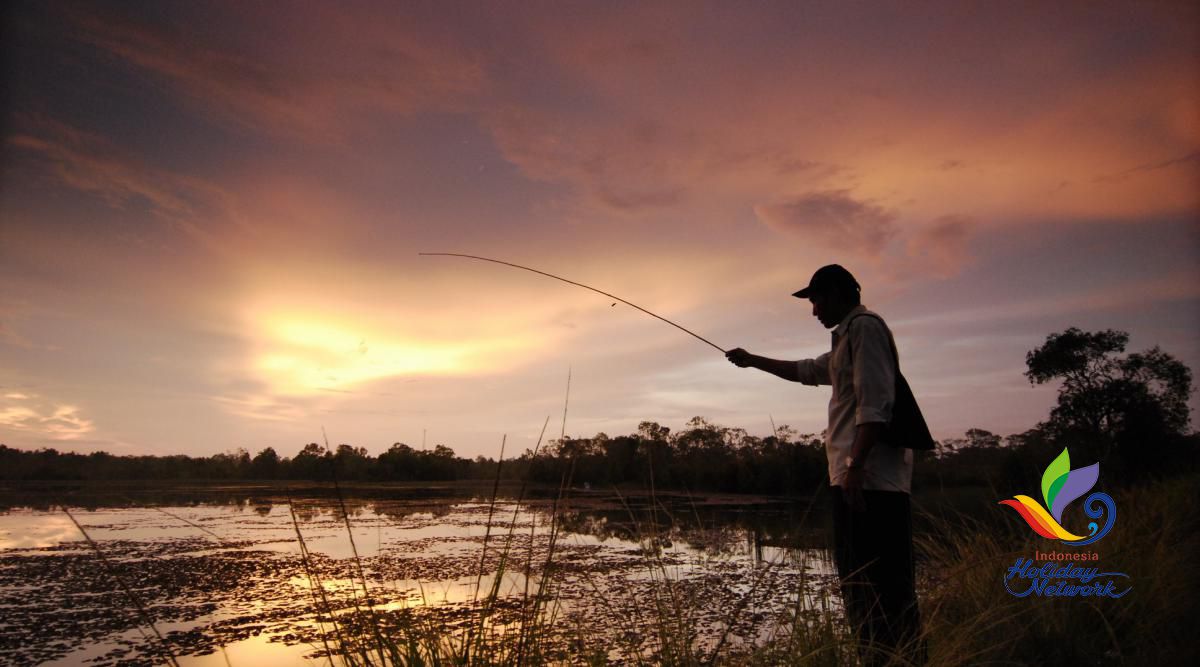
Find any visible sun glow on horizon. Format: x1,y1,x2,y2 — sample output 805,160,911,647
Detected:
251,313,538,395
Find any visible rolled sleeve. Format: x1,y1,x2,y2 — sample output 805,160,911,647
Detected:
850,318,896,425
796,352,831,386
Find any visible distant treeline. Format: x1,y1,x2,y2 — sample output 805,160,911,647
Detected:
3,327,1196,493
3,418,1196,494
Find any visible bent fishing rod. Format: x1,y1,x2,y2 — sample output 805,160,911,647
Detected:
418,253,726,354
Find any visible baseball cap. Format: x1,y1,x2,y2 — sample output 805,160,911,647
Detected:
792,264,860,299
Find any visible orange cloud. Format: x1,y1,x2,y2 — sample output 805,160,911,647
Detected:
34,2,1198,250
491,1,1198,229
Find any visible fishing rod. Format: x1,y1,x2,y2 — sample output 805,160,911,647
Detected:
418,253,726,354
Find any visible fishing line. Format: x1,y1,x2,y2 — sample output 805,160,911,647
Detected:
418,253,726,353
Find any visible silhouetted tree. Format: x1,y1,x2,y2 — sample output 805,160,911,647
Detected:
427,444,460,479
378,442,418,480
333,444,370,479
208,448,250,478
291,442,329,479
1025,327,1194,479
964,428,1001,449
250,447,281,478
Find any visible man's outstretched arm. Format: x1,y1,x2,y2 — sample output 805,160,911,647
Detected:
726,348,833,385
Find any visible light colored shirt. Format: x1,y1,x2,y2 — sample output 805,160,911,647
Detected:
794,305,914,493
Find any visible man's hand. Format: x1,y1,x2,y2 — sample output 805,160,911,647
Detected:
725,349,803,382
844,466,867,512
726,348,754,367
843,422,883,512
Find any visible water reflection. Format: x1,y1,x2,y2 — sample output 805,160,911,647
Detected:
0,484,837,665
0,513,80,550
174,632,320,667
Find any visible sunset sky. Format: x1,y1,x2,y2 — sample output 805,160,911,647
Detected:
2,1,1197,460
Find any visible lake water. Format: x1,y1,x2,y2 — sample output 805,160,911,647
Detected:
0,483,838,665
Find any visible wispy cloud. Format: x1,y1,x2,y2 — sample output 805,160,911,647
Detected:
0,321,58,351
754,190,897,256
753,193,976,278
1093,150,1200,184
899,215,974,278
0,398,95,441
210,393,311,423
894,269,1200,333
63,4,484,143
7,115,230,249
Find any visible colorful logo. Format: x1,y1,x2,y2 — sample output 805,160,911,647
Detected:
999,448,1116,546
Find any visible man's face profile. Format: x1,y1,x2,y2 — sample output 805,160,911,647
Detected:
810,293,834,329
809,289,855,329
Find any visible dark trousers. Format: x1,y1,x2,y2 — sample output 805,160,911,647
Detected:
831,487,923,665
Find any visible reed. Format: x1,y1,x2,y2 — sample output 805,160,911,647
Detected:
62,507,183,667
514,368,574,665
287,489,345,667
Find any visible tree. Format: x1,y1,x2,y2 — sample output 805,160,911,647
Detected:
250,447,281,478
964,428,1001,449
334,444,371,479
292,442,330,479
427,444,459,480
209,448,250,478
1025,327,1193,478
379,443,418,480
637,421,670,442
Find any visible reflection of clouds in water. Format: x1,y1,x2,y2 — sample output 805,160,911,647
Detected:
0,514,79,549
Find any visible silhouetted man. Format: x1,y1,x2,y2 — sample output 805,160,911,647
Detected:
726,264,921,665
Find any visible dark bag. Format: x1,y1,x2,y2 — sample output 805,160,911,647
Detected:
846,313,935,450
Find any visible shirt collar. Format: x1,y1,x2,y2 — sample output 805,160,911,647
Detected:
832,304,867,337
